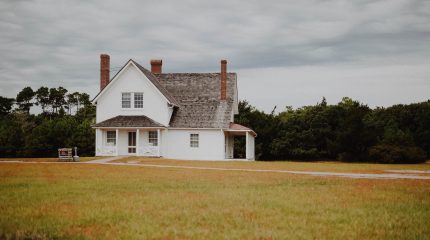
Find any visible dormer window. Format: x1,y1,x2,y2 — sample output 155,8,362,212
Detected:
122,92,143,109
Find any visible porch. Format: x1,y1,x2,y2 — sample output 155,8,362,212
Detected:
95,128,163,157
224,123,256,160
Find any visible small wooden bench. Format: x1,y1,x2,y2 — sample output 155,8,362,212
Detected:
58,148,73,162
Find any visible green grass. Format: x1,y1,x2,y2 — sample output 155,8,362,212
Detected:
0,156,107,162
0,162,429,239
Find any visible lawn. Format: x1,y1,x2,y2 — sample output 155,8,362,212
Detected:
113,157,430,174
0,156,107,162
0,161,429,239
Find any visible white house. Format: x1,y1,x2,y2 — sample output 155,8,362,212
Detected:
92,54,256,160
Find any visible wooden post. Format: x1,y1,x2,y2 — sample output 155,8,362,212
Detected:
115,128,119,156
157,129,161,157
245,132,249,160
136,129,140,156
95,129,99,156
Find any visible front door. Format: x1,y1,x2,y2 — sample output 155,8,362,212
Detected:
128,131,136,154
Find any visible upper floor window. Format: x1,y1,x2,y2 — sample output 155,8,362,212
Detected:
122,92,143,109
122,93,131,108
134,92,143,108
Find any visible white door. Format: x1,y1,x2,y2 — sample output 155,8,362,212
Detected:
128,131,136,155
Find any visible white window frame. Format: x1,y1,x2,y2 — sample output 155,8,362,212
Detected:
190,133,199,148
121,92,144,109
134,92,143,108
148,131,158,146
122,92,131,108
106,131,116,146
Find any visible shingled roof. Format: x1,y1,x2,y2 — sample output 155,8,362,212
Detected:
156,73,237,128
132,61,180,106
93,59,239,129
93,115,165,128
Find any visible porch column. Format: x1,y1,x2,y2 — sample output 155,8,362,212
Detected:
245,131,249,160
157,129,161,157
95,129,100,156
136,129,140,156
115,128,119,156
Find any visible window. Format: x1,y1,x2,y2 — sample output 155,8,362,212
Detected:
148,131,158,146
134,92,143,108
122,93,131,108
190,133,199,148
106,131,116,145
122,92,143,109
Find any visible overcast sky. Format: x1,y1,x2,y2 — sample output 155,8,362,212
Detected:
1,0,429,112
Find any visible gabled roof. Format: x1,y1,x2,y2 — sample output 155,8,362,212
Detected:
156,73,237,128
93,59,243,129
131,61,179,106
93,115,165,128
92,60,179,106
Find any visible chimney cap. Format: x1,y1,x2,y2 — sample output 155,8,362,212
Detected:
101,54,110,58
221,59,227,64
150,59,162,64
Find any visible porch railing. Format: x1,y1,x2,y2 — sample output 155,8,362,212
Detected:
97,146,116,155
139,146,159,156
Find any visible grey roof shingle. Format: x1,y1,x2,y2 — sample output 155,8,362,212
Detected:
93,60,238,129
93,115,165,128
156,73,237,128
132,60,180,106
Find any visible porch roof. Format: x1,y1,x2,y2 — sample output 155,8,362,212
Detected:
92,115,165,128
226,123,257,137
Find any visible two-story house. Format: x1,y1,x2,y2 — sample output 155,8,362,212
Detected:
92,54,256,160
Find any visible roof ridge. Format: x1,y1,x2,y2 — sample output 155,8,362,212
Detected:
131,60,180,106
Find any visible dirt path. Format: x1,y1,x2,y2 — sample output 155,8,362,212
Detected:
2,159,429,180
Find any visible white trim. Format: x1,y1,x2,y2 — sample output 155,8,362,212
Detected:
136,129,140,156
168,127,224,130
224,129,257,137
115,129,119,156
92,60,175,106
93,127,166,129
246,131,249,160
157,129,161,156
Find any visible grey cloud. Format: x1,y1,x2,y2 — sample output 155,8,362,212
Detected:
0,0,429,111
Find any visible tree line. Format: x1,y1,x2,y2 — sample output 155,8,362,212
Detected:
234,98,430,163
0,86,95,157
1,87,429,163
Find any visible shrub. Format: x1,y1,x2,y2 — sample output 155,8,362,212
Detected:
368,144,427,164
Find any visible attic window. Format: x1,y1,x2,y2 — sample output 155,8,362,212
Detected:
134,92,143,108
122,93,131,108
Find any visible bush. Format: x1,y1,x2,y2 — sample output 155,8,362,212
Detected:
368,144,427,164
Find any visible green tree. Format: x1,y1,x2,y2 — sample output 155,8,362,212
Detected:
16,87,35,113
0,96,15,116
35,87,50,113
49,87,68,113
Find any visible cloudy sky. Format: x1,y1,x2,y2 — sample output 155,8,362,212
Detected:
1,0,429,112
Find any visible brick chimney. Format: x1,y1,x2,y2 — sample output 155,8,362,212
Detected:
220,59,227,100
100,54,110,91
151,59,162,74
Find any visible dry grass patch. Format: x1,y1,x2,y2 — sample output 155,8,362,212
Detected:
113,157,430,174
0,163,429,239
0,156,107,162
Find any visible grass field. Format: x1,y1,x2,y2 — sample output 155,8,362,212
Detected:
114,157,430,173
0,156,107,162
0,160,429,239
